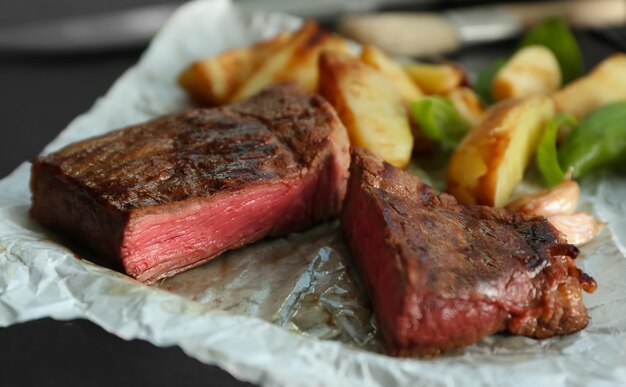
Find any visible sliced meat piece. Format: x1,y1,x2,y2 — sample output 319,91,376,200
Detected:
30,84,350,283
340,147,596,357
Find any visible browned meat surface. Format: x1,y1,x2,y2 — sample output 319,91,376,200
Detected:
30,84,350,283
340,148,596,357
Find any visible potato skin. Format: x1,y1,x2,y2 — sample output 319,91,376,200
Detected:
231,22,349,101
178,32,291,106
448,96,555,207
446,87,485,128
360,44,423,106
492,45,561,102
180,22,351,105
403,62,463,95
318,50,413,168
553,53,626,118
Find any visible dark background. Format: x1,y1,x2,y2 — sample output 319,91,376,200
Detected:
0,0,621,386
0,0,175,179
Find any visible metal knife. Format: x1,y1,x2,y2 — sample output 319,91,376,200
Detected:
0,0,418,53
340,0,626,57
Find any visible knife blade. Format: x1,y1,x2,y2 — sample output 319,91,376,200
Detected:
340,0,626,57
0,0,419,53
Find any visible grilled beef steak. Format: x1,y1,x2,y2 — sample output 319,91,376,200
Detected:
30,84,350,283
340,148,596,356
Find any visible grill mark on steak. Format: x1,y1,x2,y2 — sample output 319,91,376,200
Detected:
340,147,596,357
44,106,310,210
30,84,350,283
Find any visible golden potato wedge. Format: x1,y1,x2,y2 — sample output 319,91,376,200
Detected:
319,50,413,168
492,45,561,102
231,21,349,101
448,96,555,207
178,31,291,105
403,62,463,95
553,53,626,118
360,45,431,153
446,87,485,128
360,45,423,106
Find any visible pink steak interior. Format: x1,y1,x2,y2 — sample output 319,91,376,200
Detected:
121,177,317,283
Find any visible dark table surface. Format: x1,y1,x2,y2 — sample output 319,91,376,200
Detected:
0,0,622,386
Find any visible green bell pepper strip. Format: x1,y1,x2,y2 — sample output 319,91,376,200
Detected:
411,96,470,150
558,101,626,178
536,113,577,187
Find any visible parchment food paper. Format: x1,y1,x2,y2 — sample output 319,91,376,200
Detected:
1,1,625,385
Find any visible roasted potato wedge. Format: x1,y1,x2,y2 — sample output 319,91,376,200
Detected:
231,21,349,101
360,45,430,152
178,32,291,105
319,50,413,168
492,45,561,102
403,62,463,95
446,87,485,128
360,45,423,106
553,53,626,118
448,96,555,207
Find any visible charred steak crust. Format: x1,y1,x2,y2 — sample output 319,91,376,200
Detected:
30,84,350,283
340,147,596,357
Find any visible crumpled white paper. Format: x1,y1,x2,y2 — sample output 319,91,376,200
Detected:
1,1,626,386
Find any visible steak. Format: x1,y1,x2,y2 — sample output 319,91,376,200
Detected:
340,148,596,356
30,84,350,283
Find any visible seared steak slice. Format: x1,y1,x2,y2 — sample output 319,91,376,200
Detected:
340,148,596,356
30,84,350,283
